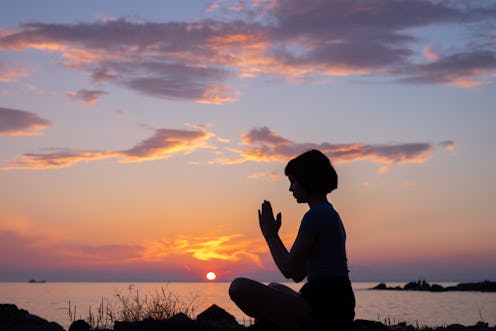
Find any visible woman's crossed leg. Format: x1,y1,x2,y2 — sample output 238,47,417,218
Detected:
229,277,310,330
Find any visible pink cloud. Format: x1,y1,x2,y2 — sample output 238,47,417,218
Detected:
233,127,435,165
423,45,440,62
439,140,456,151
1,149,117,170
0,61,33,82
121,127,215,162
67,89,107,105
0,107,51,136
1,126,215,170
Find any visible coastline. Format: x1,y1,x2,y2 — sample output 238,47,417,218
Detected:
2,281,495,329
371,280,496,292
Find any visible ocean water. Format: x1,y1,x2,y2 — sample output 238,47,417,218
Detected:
1,282,495,330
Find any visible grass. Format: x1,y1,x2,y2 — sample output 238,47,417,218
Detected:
68,285,201,330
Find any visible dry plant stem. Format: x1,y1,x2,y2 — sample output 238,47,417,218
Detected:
68,286,199,329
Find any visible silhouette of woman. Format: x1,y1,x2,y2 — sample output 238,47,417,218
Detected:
229,150,355,330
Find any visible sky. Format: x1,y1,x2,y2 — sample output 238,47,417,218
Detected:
0,0,495,283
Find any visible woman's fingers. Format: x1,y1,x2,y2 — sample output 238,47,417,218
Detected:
262,200,273,217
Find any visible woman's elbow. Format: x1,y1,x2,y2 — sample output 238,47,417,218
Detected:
284,266,305,282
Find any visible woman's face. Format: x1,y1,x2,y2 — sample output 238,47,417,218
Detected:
288,175,308,203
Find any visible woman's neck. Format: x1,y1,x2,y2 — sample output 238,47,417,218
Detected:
307,195,328,208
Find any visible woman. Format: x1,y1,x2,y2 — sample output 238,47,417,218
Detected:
229,150,355,330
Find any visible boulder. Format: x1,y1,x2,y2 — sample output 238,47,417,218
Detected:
68,320,91,331
0,304,65,331
373,283,387,290
197,304,243,330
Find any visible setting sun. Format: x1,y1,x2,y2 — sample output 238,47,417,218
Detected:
206,272,217,281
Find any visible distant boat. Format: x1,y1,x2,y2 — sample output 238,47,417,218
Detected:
28,279,46,283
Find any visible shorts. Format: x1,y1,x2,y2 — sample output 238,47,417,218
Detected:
299,277,355,330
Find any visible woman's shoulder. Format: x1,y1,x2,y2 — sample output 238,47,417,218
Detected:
308,202,335,214
304,202,338,221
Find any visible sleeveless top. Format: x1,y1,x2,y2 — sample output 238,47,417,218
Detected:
298,202,349,282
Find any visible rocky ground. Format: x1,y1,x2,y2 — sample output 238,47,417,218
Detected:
1,303,494,331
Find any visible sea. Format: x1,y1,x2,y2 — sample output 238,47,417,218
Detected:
1,282,495,330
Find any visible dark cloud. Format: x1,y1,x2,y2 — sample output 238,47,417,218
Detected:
398,50,496,87
115,61,234,102
0,19,246,103
67,89,107,105
0,1,494,102
0,107,51,136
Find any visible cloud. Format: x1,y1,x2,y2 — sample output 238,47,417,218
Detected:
2,123,452,170
230,126,435,165
0,19,243,103
142,234,265,267
248,171,282,182
378,166,391,174
0,226,144,269
120,127,215,162
0,61,33,82
1,149,117,170
423,45,440,62
401,180,416,187
399,50,496,87
0,107,51,136
439,140,456,151
67,89,107,105
0,0,493,104
1,126,215,170
0,218,268,280
64,244,144,262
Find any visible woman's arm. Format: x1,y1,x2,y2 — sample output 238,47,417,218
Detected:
259,201,315,282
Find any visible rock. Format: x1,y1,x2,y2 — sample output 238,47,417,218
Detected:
114,313,199,331
0,304,64,331
430,284,445,292
350,319,389,331
372,280,496,292
68,320,91,331
2,302,496,331
446,281,496,292
0,304,65,331
114,318,168,331
197,304,243,330
373,283,387,290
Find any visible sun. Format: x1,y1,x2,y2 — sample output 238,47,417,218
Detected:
206,271,217,281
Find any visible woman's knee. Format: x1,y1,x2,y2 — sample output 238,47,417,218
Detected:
229,277,252,301
268,282,298,296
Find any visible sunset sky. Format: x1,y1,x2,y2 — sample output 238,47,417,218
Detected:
1,0,495,282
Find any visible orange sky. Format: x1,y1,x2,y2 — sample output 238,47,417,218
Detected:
1,0,496,282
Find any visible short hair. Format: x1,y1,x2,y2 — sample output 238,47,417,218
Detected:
284,149,338,194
